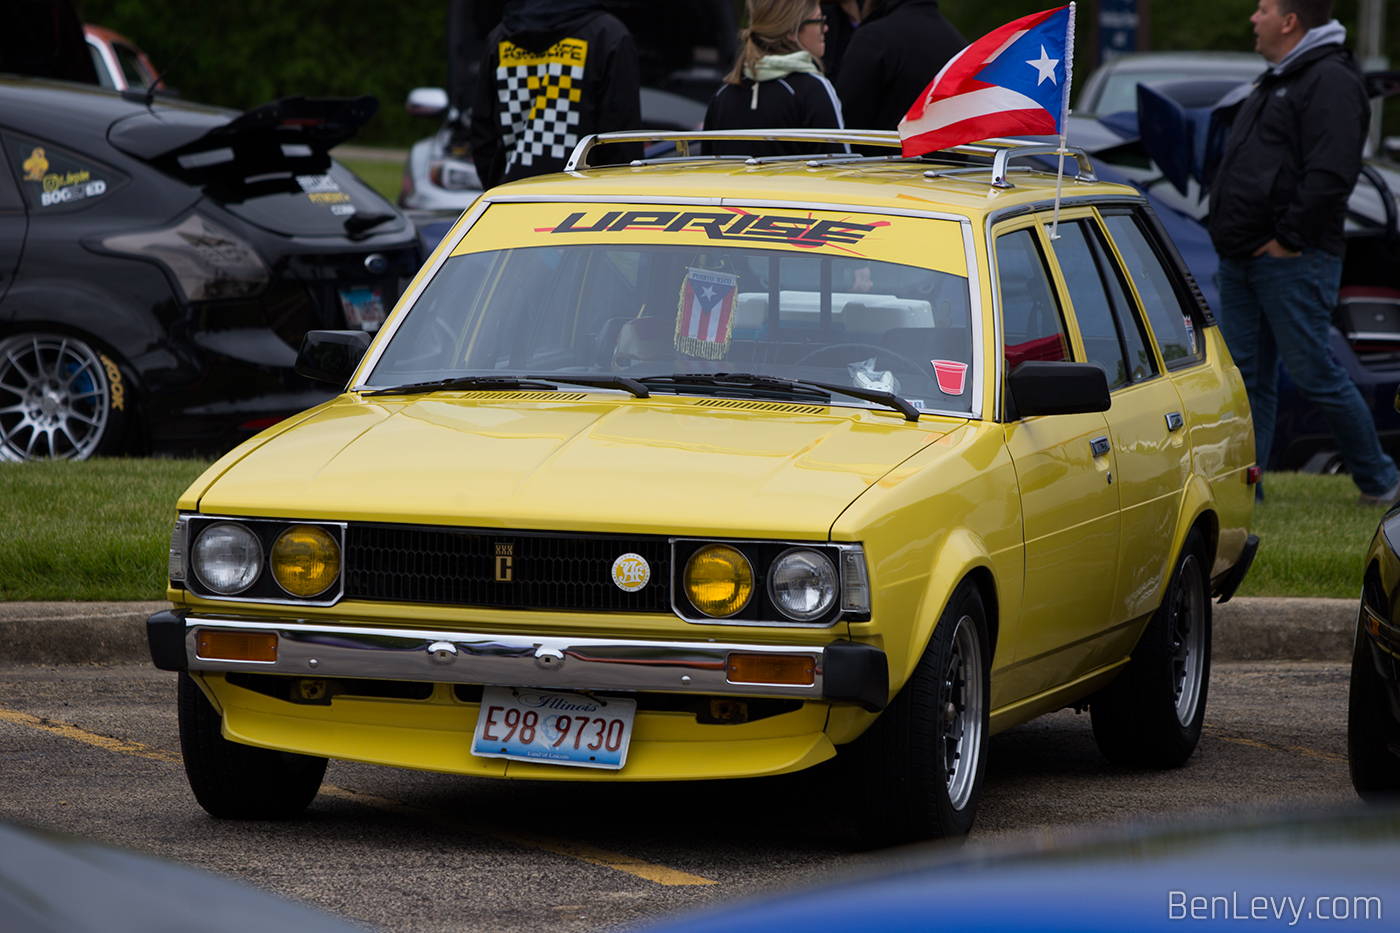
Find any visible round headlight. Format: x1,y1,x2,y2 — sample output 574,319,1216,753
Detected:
270,525,342,597
684,545,754,618
192,522,263,595
768,548,837,622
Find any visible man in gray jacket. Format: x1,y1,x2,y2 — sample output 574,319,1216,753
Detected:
1208,0,1397,505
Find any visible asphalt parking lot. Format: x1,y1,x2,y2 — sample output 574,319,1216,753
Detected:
0,598,1364,932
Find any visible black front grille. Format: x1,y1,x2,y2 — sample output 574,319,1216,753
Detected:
343,524,671,613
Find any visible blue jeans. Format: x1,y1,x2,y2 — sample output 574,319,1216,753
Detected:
1217,249,1398,497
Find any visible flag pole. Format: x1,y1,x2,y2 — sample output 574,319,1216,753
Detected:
1049,2,1076,241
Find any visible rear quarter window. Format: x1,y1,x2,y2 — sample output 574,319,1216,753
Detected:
1101,212,1203,369
3,133,125,212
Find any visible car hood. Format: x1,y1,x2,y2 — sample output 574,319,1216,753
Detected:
196,396,954,537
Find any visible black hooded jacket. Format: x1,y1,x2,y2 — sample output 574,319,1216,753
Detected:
834,0,966,131
1207,43,1369,259
469,0,641,188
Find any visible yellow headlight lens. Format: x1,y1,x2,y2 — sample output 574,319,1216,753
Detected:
684,545,754,617
270,525,341,598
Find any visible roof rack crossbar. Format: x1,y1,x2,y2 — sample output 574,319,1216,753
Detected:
565,129,902,172
563,131,1098,189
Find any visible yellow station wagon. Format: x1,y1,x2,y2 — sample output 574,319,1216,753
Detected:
148,130,1258,845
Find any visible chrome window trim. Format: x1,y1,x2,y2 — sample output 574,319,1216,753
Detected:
180,513,347,608
354,194,977,420
983,196,1150,422
352,196,490,384
670,538,868,628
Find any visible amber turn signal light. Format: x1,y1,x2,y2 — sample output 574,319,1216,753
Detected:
197,630,277,662
726,653,815,686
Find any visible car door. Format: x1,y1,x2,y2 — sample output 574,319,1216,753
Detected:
1042,211,1190,665
0,152,25,302
996,220,1121,700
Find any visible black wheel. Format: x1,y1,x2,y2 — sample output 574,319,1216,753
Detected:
178,672,326,819
851,580,990,847
1348,607,1400,801
1091,530,1210,767
0,333,132,461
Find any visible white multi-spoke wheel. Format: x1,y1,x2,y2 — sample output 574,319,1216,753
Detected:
852,580,990,847
0,334,126,461
1091,529,1211,767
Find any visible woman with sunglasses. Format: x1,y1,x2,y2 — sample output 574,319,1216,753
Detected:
703,0,847,158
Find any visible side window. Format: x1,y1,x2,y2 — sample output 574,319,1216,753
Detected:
996,228,1071,369
114,44,153,89
1049,220,1157,390
1101,213,1202,367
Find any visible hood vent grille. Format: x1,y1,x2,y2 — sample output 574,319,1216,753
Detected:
458,392,589,402
691,398,827,415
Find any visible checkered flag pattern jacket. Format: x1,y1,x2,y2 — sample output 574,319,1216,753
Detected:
471,11,641,188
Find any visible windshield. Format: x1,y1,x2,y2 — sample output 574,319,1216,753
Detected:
367,240,975,415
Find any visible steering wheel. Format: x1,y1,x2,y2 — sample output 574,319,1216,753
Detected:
795,343,932,379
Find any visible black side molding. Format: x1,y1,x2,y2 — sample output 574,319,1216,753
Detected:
147,609,189,671
822,641,889,712
1214,533,1260,604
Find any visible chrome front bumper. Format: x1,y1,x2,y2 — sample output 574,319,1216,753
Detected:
147,611,889,711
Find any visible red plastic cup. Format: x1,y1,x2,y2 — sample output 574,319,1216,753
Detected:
931,359,967,395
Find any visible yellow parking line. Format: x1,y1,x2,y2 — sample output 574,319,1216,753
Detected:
0,705,717,886
0,707,182,763
320,786,716,886
1204,726,1347,763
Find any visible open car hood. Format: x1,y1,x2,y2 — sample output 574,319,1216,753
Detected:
197,396,952,538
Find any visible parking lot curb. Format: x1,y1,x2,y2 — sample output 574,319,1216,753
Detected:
0,597,1360,666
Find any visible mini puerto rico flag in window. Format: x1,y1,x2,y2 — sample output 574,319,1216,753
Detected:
675,267,739,360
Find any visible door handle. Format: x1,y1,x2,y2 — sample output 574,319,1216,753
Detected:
1165,412,1184,432
1090,435,1111,458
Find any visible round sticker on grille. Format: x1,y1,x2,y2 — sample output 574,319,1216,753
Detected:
611,553,651,592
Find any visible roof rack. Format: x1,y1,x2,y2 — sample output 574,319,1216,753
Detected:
562,130,1097,188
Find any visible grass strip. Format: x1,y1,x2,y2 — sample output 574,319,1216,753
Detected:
0,459,211,601
0,461,1383,602
340,157,405,203
1236,471,1381,599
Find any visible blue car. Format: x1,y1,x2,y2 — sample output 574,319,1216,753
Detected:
640,810,1399,933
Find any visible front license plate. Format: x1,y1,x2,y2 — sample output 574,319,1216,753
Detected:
471,686,636,770
338,286,386,330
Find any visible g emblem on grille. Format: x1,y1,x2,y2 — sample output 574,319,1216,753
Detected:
611,553,650,592
363,253,388,275
495,542,514,582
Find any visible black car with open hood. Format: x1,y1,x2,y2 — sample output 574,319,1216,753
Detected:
0,77,422,460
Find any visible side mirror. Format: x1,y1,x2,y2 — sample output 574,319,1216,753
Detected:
295,331,373,387
1008,361,1111,416
406,86,450,119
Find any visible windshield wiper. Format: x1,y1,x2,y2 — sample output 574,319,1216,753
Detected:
525,373,650,398
362,375,559,397
639,373,919,422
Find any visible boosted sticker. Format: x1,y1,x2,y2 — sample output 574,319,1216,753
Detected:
7,136,120,210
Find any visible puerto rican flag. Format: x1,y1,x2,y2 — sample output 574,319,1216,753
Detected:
677,267,738,353
898,4,1075,158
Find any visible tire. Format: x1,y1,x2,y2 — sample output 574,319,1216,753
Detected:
851,580,990,847
178,672,326,819
1091,529,1210,767
1347,609,1400,801
0,333,131,461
